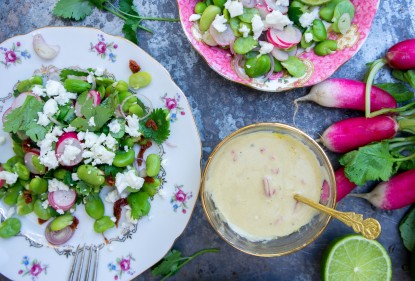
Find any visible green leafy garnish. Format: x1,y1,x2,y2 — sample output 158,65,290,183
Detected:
151,248,220,281
52,0,178,45
399,207,415,251
3,96,51,142
100,164,124,177
375,83,414,103
287,7,304,28
392,69,415,90
140,109,170,144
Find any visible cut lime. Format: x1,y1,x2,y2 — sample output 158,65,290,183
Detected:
299,0,332,6
322,235,392,281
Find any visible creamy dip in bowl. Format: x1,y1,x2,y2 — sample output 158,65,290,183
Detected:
201,123,336,257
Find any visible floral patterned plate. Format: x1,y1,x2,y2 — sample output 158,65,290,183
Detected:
0,27,201,281
177,0,380,92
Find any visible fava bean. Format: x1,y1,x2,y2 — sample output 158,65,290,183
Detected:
30,76,43,85
281,56,307,78
6,156,24,169
273,59,283,73
121,137,135,148
12,142,25,158
50,214,73,231
142,178,161,196
33,199,56,220
77,165,105,186
64,79,91,93
319,0,345,22
314,40,338,56
115,80,129,92
128,103,144,117
85,195,105,220
0,218,21,238
29,177,48,194
233,36,258,55
118,91,132,102
16,79,32,93
97,85,106,99
244,54,271,78
213,0,226,9
113,149,135,167
205,0,213,5
32,155,46,175
121,97,139,112
238,8,260,23
94,216,115,233
4,184,24,206
127,192,150,219
54,169,69,181
195,2,207,14
129,72,152,90
17,194,35,216
312,19,327,42
199,5,221,32
96,77,115,87
146,154,161,177
105,84,116,95
229,18,242,37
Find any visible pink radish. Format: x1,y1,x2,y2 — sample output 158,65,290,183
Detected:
267,29,294,49
55,132,83,167
87,90,101,106
209,24,236,47
271,48,289,61
264,0,288,13
295,78,397,111
321,116,398,153
335,167,356,202
256,4,271,20
24,149,46,175
275,26,302,45
48,189,76,211
45,219,75,245
365,38,415,117
352,169,415,210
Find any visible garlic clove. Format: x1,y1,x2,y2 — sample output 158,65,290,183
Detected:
33,34,60,60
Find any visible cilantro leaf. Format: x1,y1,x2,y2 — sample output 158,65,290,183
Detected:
3,96,51,142
151,248,219,280
88,0,107,9
399,207,415,251
100,164,124,177
53,0,94,21
287,7,303,29
375,83,414,103
119,0,139,16
60,68,89,82
140,109,170,144
122,19,140,45
340,142,395,185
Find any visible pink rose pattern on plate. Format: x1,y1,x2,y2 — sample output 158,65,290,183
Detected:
0,42,31,68
161,93,186,123
171,184,193,214
108,253,136,280
90,33,118,62
17,256,48,280
177,0,379,91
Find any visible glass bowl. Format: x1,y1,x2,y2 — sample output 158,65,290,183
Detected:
200,123,336,257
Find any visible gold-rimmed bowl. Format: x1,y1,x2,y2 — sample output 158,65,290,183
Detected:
201,123,336,257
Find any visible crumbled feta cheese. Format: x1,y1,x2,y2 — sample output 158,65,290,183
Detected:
0,171,18,185
37,112,50,126
48,178,69,192
58,144,81,166
304,32,313,43
105,189,120,203
56,209,65,215
108,119,121,134
64,126,76,133
265,10,292,30
105,135,117,151
88,117,96,127
39,150,59,169
251,14,265,39
158,189,167,199
189,14,201,21
45,80,65,97
212,15,228,33
72,173,79,181
239,24,250,38
87,73,94,83
224,0,244,18
0,136,5,145
37,127,62,170
54,91,77,106
125,115,141,137
43,99,59,116
124,145,129,152
32,85,46,97
95,67,105,76
41,200,49,209
299,9,319,28
115,169,144,194
258,41,274,56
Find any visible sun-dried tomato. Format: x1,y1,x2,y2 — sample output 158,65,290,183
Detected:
70,217,79,230
144,176,155,183
129,59,141,73
38,218,47,225
145,119,158,131
113,198,128,227
137,140,152,166
22,139,32,153
23,190,32,204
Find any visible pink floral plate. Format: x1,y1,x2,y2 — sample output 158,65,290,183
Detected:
0,27,201,281
177,0,380,92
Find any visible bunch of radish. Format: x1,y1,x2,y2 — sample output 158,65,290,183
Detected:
296,38,415,209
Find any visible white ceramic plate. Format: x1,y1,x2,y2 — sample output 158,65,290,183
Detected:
0,27,201,281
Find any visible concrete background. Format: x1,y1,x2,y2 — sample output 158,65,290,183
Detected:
0,0,414,280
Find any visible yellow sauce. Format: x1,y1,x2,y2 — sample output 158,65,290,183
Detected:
204,131,324,241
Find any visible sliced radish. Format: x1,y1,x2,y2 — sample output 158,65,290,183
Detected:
209,24,236,47
87,90,101,106
271,48,289,61
45,222,75,245
24,149,45,175
202,31,218,47
256,4,271,20
264,0,288,13
55,132,83,167
2,107,12,123
274,26,302,46
48,189,76,211
267,29,294,49
287,45,298,56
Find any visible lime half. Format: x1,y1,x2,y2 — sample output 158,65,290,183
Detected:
299,0,332,6
322,235,392,281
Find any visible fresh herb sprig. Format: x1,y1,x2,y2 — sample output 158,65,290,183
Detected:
53,0,179,44
151,248,220,281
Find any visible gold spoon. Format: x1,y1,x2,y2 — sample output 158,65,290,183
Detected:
294,194,381,240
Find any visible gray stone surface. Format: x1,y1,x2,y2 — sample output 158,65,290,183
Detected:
0,0,414,280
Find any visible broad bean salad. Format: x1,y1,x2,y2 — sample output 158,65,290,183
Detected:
189,0,355,80
0,63,170,245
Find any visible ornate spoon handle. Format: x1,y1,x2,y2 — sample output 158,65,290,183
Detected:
294,194,381,240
